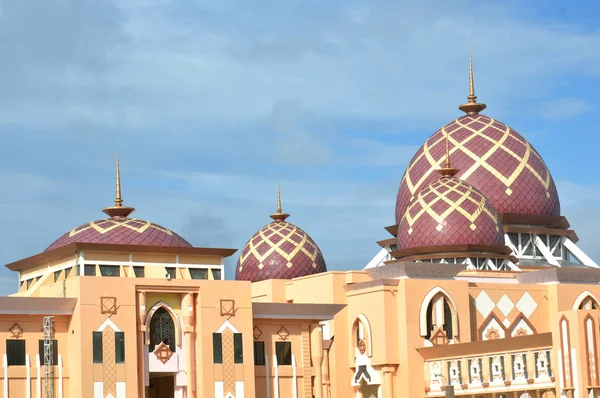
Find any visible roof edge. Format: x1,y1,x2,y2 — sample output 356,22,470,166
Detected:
0,297,77,315
252,302,346,320
6,242,237,272
391,244,512,259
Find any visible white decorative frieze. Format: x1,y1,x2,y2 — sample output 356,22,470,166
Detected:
497,294,515,317
474,291,495,318
516,292,538,318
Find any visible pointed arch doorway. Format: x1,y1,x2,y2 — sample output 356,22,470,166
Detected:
146,305,178,398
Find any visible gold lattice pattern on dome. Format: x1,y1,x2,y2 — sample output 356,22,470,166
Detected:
238,222,320,272
68,218,173,237
404,178,500,234
402,116,552,200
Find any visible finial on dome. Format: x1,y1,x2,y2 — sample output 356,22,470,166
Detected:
115,154,123,207
436,133,459,178
458,53,487,115
103,154,136,218
270,183,290,222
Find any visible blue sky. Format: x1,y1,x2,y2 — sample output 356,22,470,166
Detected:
0,0,600,295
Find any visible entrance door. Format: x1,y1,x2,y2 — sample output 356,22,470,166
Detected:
148,374,175,398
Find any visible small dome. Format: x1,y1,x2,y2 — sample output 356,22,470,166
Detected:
397,177,504,251
46,217,192,251
236,185,326,282
396,114,560,224
236,220,326,282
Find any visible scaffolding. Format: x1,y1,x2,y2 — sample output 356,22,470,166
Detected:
43,316,54,398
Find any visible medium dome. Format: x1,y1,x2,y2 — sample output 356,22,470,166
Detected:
46,155,192,252
397,176,504,251
236,185,326,282
395,114,560,224
46,217,192,251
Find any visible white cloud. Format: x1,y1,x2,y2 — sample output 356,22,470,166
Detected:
0,1,599,129
539,98,595,120
1,1,600,294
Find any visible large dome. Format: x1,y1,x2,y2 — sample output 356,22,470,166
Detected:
396,114,560,223
397,175,504,251
236,186,326,282
46,217,192,251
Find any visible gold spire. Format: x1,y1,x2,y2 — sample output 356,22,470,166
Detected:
115,154,123,207
436,132,459,178
103,154,135,218
458,53,487,115
270,182,290,222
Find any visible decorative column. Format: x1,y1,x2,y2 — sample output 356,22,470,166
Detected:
526,351,535,384
310,325,324,398
382,366,394,398
322,348,331,398
182,293,196,398
137,291,147,398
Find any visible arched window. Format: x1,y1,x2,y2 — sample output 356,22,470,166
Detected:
351,315,372,357
425,293,454,345
419,287,458,344
579,296,599,310
150,307,176,352
572,291,600,310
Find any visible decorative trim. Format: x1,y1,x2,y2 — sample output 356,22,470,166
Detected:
265,354,270,398
116,382,126,398
220,300,236,317
273,354,279,398
235,381,244,398
478,312,508,341
83,259,224,269
253,326,262,341
214,381,224,398
216,320,239,334
352,314,373,357
507,312,537,336
584,315,599,385
101,297,118,315
292,354,298,398
559,316,573,388
572,290,600,310
19,262,77,282
9,322,24,338
277,326,290,341
93,382,103,398
153,342,174,364
96,318,121,332
20,260,225,281
419,286,458,338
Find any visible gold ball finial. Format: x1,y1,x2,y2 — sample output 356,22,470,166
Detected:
458,53,487,115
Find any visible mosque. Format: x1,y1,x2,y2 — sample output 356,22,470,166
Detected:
1,58,598,398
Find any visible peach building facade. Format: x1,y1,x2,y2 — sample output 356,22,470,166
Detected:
2,61,600,398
